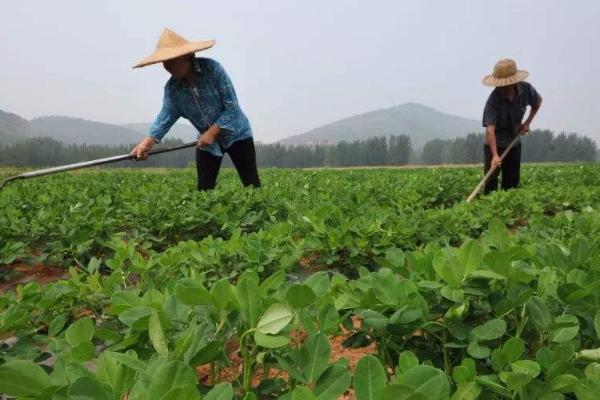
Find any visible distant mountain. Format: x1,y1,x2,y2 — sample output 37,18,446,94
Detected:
281,103,482,148
0,109,32,145
29,116,143,145
123,123,198,141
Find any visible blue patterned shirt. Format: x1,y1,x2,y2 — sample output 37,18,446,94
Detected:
148,57,252,157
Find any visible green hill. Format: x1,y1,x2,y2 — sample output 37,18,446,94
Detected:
28,116,143,145
281,103,482,148
0,109,32,145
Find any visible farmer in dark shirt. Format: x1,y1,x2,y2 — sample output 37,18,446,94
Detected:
482,59,542,194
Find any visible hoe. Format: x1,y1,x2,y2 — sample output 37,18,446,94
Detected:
0,141,197,192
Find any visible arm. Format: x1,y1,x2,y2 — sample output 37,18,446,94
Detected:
482,98,501,167
519,98,542,134
519,84,543,134
131,86,180,159
486,125,502,167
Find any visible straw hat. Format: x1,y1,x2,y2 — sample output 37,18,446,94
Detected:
482,59,529,87
133,29,215,68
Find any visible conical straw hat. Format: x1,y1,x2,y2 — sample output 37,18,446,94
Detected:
482,59,529,87
133,29,215,69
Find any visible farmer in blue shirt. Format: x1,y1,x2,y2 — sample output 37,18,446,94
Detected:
130,29,260,190
481,59,542,194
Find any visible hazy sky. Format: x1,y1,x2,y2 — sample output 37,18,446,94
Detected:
1,1,598,143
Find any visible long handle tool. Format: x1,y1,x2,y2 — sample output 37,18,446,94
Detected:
0,141,197,191
466,135,521,203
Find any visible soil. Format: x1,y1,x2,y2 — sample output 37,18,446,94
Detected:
0,263,67,293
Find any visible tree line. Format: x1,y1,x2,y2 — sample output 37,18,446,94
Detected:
0,130,596,169
422,130,598,165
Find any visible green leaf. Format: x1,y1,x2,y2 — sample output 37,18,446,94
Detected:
574,378,600,400
292,386,317,400
362,309,388,330
399,365,450,400
397,351,419,374
65,317,94,347
594,311,600,340
68,377,112,400
486,219,510,249
48,314,68,337
470,318,506,341
511,360,541,378
500,360,541,391
118,306,154,329
254,331,291,348
452,382,481,400
96,351,137,399
160,384,201,399
236,270,261,327
147,360,199,400
204,382,234,400
303,332,332,384
71,341,96,361
313,364,351,400
110,290,143,314
549,374,578,393
538,393,566,400
175,278,212,305
441,286,464,303
527,296,553,331
585,363,600,380
256,303,293,334
550,314,579,343
452,358,476,384
381,384,425,400
354,356,386,400
501,337,525,363
149,311,169,358
210,279,237,310
0,360,52,397
104,351,147,373
467,342,490,359
304,272,330,297
259,269,286,296
456,240,484,273
286,284,317,309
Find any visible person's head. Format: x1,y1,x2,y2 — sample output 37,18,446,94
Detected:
163,54,194,79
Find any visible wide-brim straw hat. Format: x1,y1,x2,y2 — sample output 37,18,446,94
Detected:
133,29,215,69
482,59,529,87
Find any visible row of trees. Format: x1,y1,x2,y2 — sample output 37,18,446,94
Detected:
0,130,597,168
0,135,413,168
421,130,598,165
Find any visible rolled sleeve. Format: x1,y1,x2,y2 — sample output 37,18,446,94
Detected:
212,61,242,133
482,99,497,127
148,86,181,143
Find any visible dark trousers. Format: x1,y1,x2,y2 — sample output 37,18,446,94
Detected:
483,143,521,194
196,137,261,191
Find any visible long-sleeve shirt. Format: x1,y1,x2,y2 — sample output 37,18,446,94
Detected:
148,57,252,157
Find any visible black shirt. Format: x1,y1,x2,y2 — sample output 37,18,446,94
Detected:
482,81,542,148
